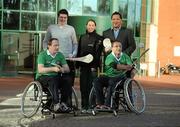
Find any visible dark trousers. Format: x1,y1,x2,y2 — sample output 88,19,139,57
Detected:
38,75,61,104
80,67,97,109
94,75,125,106
66,60,75,86
37,74,72,105
64,60,75,106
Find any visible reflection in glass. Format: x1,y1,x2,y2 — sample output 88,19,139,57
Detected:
39,13,55,31
21,13,37,30
122,20,127,28
83,0,97,15
127,1,135,29
135,3,141,37
3,0,20,10
135,22,140,37
18,33,34,70
39,0,56,11
118,1,128,19
3,11,19,29
22,0,37,11
67,0,82,15
112,0,127,18
1,33,19,76
2,33,18,55
98,0,110,15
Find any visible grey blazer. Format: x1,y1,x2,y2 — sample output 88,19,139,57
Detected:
103,27,136,56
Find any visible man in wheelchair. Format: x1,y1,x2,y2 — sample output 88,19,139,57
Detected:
36,38,72,112
94,41,136,110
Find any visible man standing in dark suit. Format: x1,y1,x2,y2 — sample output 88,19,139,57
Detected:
103,11,136,56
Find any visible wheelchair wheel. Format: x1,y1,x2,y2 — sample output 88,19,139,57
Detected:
21,81,43,118
89,86,96,109
123,78,146,114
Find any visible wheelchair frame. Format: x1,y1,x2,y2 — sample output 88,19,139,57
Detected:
89,77,146,116
21,81,79,118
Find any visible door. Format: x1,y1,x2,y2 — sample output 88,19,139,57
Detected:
17,32,42,75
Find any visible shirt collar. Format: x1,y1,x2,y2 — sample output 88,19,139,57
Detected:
47,50,57,58
111,26,121,31
112,52,123,61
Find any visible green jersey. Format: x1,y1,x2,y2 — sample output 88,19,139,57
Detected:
104,52,132,77
36,50,67,79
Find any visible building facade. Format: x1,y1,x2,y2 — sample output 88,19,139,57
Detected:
0,0,179,77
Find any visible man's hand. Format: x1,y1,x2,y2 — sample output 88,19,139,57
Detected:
53,66,64,73
125,65,133,71
53,66,61,72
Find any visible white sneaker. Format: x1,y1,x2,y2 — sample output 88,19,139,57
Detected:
54,103,60,112
81,109,87,114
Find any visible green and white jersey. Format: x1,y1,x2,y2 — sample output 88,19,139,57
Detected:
36,50,67,79
104,52,132,77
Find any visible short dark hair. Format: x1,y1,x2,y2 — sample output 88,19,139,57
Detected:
58,9,69,17
86,19,96,26
111,11,122,19
48,38,59,46
112,41,122,47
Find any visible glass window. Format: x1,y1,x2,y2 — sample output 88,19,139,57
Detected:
112,0,128,19
127,0,135,29
64,0,111,16
122,19,127,27
67,0,82,15
21,0,38,11
3,11,19,29
118,1,128,19
39,13,56,31
2,33,18,55
97,0,110,15
83,0,97,15
21,12,37,30
3,0,20,10
1,33,19,76
135,22,140,37
39,0,56,12
18,33,34,70
135,2,141,37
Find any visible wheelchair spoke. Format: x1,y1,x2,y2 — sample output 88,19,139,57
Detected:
124,79,146,114
21,81,42,118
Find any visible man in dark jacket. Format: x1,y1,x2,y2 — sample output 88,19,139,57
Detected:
103,11,136,56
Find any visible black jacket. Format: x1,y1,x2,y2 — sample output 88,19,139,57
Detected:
77,31,103,68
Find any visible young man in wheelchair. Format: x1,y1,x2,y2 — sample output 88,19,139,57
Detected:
94,41,136,110
36,38,72,112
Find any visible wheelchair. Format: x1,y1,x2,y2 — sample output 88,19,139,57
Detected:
89,77,146,116
21,80,79,118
